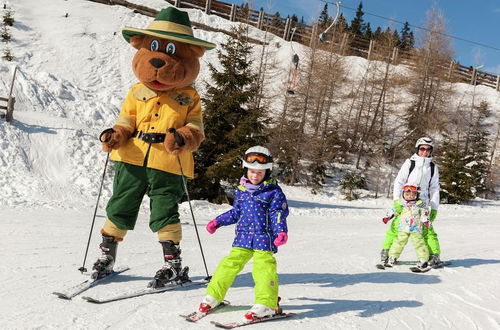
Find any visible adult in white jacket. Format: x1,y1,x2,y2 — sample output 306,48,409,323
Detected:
380,137,442,266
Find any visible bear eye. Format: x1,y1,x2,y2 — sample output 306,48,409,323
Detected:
150,40,159,52
166,43,176,55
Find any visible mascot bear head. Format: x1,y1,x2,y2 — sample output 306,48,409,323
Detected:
122,7,216,92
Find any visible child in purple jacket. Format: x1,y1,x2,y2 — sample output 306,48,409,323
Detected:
194,146,289,323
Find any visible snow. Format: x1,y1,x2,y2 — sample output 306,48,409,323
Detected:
1,0,500,329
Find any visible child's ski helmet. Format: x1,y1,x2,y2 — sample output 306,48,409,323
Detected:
402,184,419,201
242,146,273,170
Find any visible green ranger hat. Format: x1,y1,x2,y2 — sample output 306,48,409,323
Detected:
122,7,216,50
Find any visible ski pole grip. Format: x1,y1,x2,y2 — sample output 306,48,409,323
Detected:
168,128,185,147
99,128,115,143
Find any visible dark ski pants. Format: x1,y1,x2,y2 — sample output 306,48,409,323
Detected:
104,161,184,238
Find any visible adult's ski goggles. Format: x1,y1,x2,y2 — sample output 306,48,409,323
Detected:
244,152,273,164
403,185,419,192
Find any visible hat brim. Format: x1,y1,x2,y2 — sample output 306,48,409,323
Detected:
122,27,216,50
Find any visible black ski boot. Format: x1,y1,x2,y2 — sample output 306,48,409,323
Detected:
91,234,118,279
148,240,189,288
429,254,441,267
380,249,389,264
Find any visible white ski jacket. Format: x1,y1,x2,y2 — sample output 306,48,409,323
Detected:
393,154,440,210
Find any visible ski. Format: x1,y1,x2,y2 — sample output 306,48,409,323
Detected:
52,266,130,300
410,265,432,273
431,260,451,269
376,263,386,270
82,279,206,304
211,312,296,328
180,300,231,322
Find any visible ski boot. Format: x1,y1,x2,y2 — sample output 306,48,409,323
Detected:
416,260,429,270
380,249,389,264
386,256,397,267
243,297,282,322
148,240,188,288
91,234,118,279
428,254,441,267
198,295,221,314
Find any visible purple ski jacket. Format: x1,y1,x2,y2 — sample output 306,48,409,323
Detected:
215,180,289,253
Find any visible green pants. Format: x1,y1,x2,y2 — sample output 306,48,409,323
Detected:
388,232,429,261
207,247,279,309
381,214,441,254
106,161,184,232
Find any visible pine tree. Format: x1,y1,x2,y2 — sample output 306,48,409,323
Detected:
466,101,492,196
350,1,367,37
318,3,330,28
190,25,268,203
400,22,414,50
439,137,475,204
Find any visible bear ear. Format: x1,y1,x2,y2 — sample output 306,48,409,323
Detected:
130,35,145,50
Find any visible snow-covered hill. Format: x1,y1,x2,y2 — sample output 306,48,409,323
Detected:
1,1,500,329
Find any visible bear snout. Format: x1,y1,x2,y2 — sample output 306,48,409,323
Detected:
149,58,166,68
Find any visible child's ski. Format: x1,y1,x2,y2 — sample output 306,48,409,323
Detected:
210,312,296,328
180,300,230,322
409,265,432,273
431,260,451,269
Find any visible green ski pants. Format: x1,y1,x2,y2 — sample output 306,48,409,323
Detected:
106,161,184,232
207,247,279,309
388,232,429,261
381,214,441,254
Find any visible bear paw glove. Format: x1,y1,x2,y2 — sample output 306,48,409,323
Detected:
165,126,204,155
101,125,132,152
206,220,219,234
274,232,288,246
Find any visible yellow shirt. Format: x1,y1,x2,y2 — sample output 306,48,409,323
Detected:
110,83,204,178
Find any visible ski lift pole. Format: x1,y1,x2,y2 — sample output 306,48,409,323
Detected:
168,128,211,281
78,128,114,273
319,1,341,42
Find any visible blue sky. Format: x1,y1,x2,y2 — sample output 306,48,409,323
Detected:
225,0,500,74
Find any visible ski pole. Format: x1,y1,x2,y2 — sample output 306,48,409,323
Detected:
78,128,114,273
168,128,211,281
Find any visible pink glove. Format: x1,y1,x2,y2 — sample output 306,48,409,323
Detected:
423,221,431,228
206,219,219,234
274,232,288,246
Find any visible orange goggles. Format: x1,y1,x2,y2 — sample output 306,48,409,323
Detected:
244,153,272,164
403,185,418,192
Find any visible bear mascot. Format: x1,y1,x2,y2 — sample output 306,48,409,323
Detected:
93,7,216,288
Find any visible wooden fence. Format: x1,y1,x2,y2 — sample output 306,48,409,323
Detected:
86,0,500,91
0,66,17,123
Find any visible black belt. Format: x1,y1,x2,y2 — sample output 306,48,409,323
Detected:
133,131,166,143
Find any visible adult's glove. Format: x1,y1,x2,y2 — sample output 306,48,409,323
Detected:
274,232,288,246
429,209,438,222
100,125,132,152
206,219,219,234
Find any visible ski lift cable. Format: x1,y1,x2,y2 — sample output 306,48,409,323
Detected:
338,3,500,52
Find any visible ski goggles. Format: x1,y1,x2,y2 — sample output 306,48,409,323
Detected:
403,185,419,192
418,146,433,152
244,152,273,164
